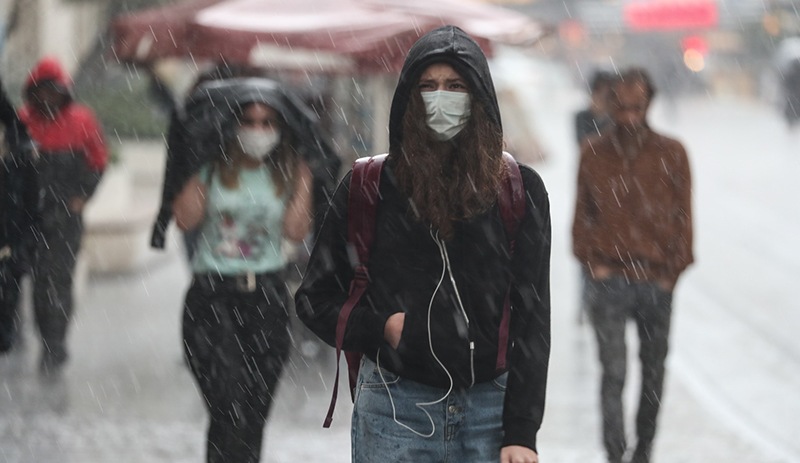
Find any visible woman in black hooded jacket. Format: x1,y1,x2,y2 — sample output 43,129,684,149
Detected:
297,26,551,463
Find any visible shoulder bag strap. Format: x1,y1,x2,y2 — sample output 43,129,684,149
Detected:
324,153,386,428
496,152,525,371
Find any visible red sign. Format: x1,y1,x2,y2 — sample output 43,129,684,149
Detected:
624,1,718,31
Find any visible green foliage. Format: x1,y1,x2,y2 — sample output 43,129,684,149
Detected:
76,72,169,142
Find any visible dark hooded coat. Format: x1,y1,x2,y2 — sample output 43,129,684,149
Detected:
296,26,551,451
19,57,108,201
0,78,37,276
150,77,340,248
0,78,37,353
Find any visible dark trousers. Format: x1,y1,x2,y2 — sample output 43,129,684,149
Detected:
183,274,292,463
33,210,83,364
587,275,673,463
785,93,800,125
0,262,22,352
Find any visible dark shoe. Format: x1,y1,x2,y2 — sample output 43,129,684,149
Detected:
607,450,624,463
39,349,68,377
628,442,652,463
0,331,16,353
0,319,19,353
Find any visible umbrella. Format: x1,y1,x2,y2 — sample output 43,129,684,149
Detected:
111,0,438,73
359,0,542,47
151,77,341,248
186,0,437,73
110,0,544,73
109,0,226,64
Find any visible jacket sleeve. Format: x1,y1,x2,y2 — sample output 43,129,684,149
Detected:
3,150,40,277
77,107,108,173
75,106,108,198
666,143,693,283
503,165,551,451
295,171,390,354
571,143,596,268
0,83,39,272
574,110,591,144
151,109,200,248
16,154,40,274
0,80,31,153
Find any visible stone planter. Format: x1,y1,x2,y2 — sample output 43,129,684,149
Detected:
80,166,159,274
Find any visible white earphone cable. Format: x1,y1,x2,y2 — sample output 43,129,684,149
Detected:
375,229,456,437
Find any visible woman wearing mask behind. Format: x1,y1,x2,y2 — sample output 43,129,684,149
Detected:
172,78,313,463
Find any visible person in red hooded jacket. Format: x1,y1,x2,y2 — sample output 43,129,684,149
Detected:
19,56,108,375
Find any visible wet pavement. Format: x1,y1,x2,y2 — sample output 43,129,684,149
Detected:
2,86,800,462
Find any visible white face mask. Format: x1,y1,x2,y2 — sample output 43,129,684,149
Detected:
421,90,471,141
237,128,280,160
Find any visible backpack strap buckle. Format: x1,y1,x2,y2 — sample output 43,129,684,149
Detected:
350,264,370,289
236,271,257,293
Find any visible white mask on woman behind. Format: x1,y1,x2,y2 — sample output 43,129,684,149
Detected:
421,90,471,141
237,128,281,161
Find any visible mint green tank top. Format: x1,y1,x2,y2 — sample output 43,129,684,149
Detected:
191,164,288,275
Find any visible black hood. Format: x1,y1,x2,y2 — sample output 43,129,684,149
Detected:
388,25,501,152
183,77,329,163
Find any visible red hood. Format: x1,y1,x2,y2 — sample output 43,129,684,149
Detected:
24,56,72,92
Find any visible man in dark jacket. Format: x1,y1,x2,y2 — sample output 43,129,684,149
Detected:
0,78,37,354
574,70,613,144
573,70,614,325
572,68,693,463
297,26,551,463
19,57,108,374
783,59,800,127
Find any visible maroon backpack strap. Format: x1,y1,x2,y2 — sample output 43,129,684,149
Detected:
496,152,525,371
323,154,386,428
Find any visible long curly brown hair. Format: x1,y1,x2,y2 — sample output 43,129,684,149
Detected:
391,90,504,239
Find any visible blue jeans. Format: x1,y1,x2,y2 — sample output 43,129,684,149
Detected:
352,356,506,463
587,275,673,463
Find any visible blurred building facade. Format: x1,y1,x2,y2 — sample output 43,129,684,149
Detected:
0,0,104,100
485,0,788,98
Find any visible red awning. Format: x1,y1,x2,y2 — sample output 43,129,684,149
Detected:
187,0,435,73
109,0,543,73
360,0,541,46
110,0,226,63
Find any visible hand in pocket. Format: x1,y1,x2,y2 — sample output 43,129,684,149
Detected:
384,312,405,349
